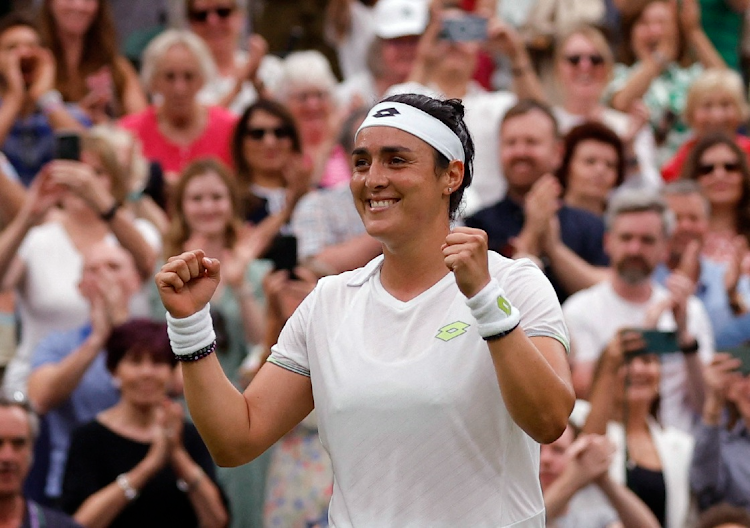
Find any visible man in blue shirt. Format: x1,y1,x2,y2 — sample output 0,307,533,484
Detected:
26,242,142,504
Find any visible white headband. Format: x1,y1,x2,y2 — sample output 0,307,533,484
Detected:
355,101,465,163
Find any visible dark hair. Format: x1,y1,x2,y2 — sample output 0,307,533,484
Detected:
619,0,688,66
681,132,750,245
231,99,302,217
105,319,175,373
0,11,38,38
164,158,243,259
380,93,475,220
694,503,750,528
556,121,625,190
501,99,560,139
39,0,127,113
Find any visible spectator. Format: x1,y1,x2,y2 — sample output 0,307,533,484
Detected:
0,132,159,395
564,188,714,432
26,242,140,505
662,69,750,182
541,424,660,528
465,100,609,301
607,0,725,163
119,30,236,182
336,0,427,108
552,25,659,188
582,341,695,528
273,50,349,189
681,132,750,269
0,12,87,187
231,99,309,231
61,320,228,528
325,0,377,82
694,503,750,528
38,0,147,122
691,353,750,511
290,107,380,278
556,121,626,217
656,180,750,349
0,394,81,527
395,2,544,215
189,0,282,115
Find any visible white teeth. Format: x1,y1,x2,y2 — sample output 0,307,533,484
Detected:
370,199,395,208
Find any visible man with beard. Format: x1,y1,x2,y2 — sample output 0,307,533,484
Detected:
465,99,609,302
0,395,80,527
654,180,750,350
563,188,714,433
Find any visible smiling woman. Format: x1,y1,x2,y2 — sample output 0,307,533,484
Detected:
155,93,575,527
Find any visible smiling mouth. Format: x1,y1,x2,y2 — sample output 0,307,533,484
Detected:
368,199,399,210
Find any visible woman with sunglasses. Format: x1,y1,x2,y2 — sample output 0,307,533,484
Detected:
187,0,281,115
39,0,148,122
607,0,725,163
156,93,574,526
552,26,659,189
681,133,750,270
120,30,237,182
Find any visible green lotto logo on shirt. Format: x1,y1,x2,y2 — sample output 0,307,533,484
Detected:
436,321,470,342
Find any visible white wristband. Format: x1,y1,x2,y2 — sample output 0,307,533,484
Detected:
167,304,216,356
465,279,521,339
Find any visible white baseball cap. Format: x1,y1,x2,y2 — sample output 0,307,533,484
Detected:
373,0,428,39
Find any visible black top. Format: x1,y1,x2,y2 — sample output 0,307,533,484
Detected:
61,420,218,528
465,198,609,302
23,500,81,528
627,464,667,527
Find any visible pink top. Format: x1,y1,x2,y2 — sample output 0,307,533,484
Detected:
120,105,237,180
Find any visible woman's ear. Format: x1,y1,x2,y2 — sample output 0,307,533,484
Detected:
444,159,464,194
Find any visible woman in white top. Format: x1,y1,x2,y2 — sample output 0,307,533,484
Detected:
156,93,575,526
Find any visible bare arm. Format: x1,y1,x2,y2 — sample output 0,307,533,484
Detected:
304,233,382,276
116,57,148,116
486,19,547,103
544,237,611,295
0,168,26,229
596,476,660,528
170,448,228,527
610,59,664,113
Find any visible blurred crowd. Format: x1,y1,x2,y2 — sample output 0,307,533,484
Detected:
0,0,748,526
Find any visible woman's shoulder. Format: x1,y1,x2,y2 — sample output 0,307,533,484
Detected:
119,106,156,129
206,106,239,127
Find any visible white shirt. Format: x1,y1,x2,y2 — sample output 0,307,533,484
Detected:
563,280,714,432
269,252,568,526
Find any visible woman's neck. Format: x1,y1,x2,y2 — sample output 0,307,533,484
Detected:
59,30,84,76
624,402,652,432
110,400,158,432
160,103,202,130
188,235,226,260
709,206,738,234
252,170,286,189
432,71,469,100
563,96,600,118
379,223,452,302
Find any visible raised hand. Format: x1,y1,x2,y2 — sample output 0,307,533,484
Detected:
27,48,56,103
155,250,221,318
47,159,114,213
442,226,491,299
21,166,64,224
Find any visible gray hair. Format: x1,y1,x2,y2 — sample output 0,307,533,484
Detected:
0,393,39,443
661,180,711,216
275,50,337,101
140,29,217,92
605,187,674,235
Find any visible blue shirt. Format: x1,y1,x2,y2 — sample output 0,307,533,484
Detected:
30,325,119,498
465,198,609,301
0,102,91,187
654,259,750,349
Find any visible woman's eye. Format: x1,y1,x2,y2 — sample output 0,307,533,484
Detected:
353,158,369,168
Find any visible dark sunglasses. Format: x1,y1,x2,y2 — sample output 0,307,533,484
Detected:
245,127,294,140
188,6,235,22
565,53,605,67
697,162,741,175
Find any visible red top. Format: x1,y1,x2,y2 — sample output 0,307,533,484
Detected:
662,134,750,182
120,105,237,181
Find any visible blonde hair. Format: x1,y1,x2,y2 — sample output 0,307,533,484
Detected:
80,133,129,204
684,68,749,127
275,50,337,101
88,125,149,195
140,29,217,92
555,25,615,81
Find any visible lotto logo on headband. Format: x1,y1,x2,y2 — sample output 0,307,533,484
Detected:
373,108,400,118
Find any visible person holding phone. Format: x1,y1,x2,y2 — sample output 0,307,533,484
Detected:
156,93,574,526
563,188,714,432
0,132,159,395
690,352,750,512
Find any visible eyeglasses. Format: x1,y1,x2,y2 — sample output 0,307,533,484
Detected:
564,54,605,67
245,127,294,140
697,162,742,176
188,6,235,22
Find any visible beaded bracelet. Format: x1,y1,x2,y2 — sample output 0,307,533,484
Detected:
174,341,217,362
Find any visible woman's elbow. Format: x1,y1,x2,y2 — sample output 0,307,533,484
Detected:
530,390,575,444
